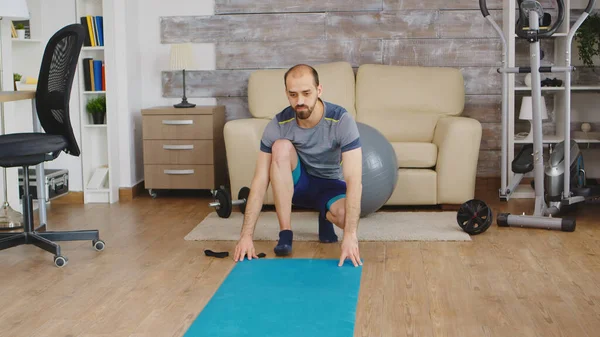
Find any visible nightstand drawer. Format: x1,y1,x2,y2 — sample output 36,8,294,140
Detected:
142,115,213,140
144,165,214,189
143,140,213,165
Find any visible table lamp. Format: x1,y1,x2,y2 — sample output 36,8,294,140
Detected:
170,43,196,108
0,0,30,230
519,96,548,143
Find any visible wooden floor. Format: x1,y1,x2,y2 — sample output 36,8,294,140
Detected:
1,189,599,337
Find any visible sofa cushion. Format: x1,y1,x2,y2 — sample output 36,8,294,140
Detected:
391,142,437,168
247,61,356,119
386,169,437,205
355,64,464,142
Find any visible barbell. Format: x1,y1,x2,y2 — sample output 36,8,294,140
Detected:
209,186,250,218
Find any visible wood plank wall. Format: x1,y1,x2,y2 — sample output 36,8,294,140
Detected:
159,0,595,178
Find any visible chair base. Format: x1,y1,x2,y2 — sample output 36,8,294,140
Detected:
0,165,105,267
0,229,104,267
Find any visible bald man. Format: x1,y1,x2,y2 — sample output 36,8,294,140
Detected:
233,64,363,267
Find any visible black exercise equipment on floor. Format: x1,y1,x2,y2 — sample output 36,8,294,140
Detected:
209,186,251,218
457,199,493,235
0,24,104,267
204,249,266,259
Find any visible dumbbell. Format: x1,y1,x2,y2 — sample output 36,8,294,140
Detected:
208,186,250,218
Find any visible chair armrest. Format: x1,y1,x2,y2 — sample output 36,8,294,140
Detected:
223,118,271,198
432,116,482,204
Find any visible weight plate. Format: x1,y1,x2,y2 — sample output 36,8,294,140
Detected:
216,188,232,218
457,199,493,235
238,187,250,214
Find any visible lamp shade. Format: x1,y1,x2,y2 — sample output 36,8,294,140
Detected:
0,0,30,19
519,96,548,120
170,43,195,70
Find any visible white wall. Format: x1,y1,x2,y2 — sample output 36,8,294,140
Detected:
119,0,216,188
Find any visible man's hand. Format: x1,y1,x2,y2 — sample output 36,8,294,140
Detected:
234,235,258,262
339,233,362,267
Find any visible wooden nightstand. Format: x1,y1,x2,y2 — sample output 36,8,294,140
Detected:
141,105,229,197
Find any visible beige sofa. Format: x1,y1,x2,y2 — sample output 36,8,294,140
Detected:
223,62,482,206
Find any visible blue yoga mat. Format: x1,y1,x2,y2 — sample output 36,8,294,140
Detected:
184,258,363,337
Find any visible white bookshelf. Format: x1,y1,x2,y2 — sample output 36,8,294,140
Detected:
75,0,118,203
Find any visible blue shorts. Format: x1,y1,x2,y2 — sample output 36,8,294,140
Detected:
291,158,346,215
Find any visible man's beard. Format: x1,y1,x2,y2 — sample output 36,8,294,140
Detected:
294,102,315,120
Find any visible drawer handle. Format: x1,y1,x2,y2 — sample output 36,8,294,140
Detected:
164,169,194,175
162,120,193,125
163,144,194,150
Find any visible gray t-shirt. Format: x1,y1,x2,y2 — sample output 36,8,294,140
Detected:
260,100,361,180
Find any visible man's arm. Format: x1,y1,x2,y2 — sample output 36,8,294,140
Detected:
239,151,272,239
341,147,362,237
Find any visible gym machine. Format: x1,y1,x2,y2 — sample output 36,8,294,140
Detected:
479,0,596,231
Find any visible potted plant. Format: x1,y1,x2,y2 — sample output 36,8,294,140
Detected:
575,12,600,68
87,95,106,124
13,73,22,91
14,23,26,39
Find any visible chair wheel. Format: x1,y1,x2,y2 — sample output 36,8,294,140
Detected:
93,239,105,251
54,255,68,268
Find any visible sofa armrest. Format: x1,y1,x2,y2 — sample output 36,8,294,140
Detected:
224,118,271,199
432,116,482,204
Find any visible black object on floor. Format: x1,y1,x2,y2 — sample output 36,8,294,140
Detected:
205,250,229,258
204,250,267,259
456,199,493,235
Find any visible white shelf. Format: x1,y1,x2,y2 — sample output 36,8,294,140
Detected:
11,38,42,43
84,189,110,203
514,135,563,144
572,86,600,91
515,86,600,92
514,135,600,144
86,188,110,193
82,46,104,51
76,0,117,204
516,86,565,91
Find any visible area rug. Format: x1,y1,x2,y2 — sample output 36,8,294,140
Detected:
185,211,471,242
182,259,363,337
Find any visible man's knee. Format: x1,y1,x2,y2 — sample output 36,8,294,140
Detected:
328,199,345,225
271,139,295,163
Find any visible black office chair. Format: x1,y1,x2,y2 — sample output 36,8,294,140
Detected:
0,24,104,267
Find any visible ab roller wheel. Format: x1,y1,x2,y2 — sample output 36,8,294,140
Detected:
457,199,493,235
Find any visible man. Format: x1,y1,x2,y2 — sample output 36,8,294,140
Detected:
233,64,363,267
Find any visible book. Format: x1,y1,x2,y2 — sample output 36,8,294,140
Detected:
93,60,103,91
80,17,91,46
83,58,92,91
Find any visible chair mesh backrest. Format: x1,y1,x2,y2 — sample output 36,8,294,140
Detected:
35,24,85,156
